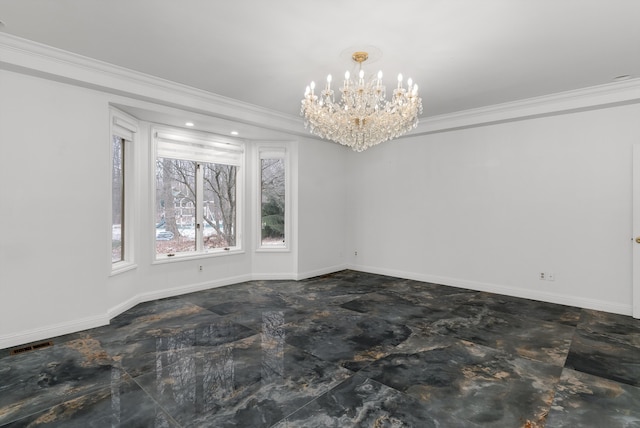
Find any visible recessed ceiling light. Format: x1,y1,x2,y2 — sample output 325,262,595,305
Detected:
613,75,631,82
185,122,195,127
230,131,239,136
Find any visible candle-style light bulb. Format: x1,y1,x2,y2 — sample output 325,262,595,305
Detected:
407,78,413,90
304,86,310,97
377,70,383,88
397,73,403,89
326,74,332,90
310,81,315,96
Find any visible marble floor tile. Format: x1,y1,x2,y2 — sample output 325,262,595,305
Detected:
269,275,386,310
405,300,576,366
282,306,412,371
340,291,443,325
276,374,479,428
100,298,221,345
545,368,640,427
99,316,256,378
359,335,562,427
0,337,114,425
564,309,640,387
573,308,640,348
216,306,302,333
134,332,351,428
313,270,402,288
463,292,583,327
377,279,481,306
181,281,289,315
4,368,179,427
2,270,639,427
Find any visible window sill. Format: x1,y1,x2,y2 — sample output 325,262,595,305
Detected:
153,248,245,265
110,261,137,276
255,247,290,253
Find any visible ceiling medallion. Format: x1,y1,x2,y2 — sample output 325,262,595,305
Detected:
301,51,423,152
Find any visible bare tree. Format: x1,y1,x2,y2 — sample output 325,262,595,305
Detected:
160,158,179,238
156,159,237,250
203,164,237,247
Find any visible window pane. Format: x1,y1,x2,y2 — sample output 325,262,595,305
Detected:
112,136,124,262
203,163,237,249
261,158,285,247
155,158,197,255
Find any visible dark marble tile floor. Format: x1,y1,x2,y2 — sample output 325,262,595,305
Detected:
2,270,640,427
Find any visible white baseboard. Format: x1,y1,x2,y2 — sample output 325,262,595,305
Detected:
106,270,341,326
295,264,349,281
10,263,623,351
251,272,298,281
349,264,633,316
0,313,110,350
0,274,255,351
107,273,254,320
2,268,347,350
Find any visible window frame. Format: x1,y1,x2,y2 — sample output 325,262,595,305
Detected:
256,144,290,252
110,107,138,275
152,126,245,262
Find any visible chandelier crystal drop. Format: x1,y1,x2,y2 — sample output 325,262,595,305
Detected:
301,51,423,152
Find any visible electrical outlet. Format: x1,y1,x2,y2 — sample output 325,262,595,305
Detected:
539,271,555,281
199,265,203,272
355,251,358,256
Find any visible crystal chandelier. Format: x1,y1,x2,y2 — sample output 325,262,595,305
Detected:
301,51,423,152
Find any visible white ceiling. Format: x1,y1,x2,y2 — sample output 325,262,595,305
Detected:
1,0,639,120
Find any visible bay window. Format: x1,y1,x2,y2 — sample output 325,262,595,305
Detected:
257,146,289,250
110,108,137,274
154,128,243,259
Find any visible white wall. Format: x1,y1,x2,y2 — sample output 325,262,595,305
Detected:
0,69,343,349
348,104,640,314
297,137,349,278
0,70,112,341
3,44,640,349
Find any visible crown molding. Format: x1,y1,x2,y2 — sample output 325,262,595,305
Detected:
414,77,640,135
2,32,640,138
0,33,305,136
